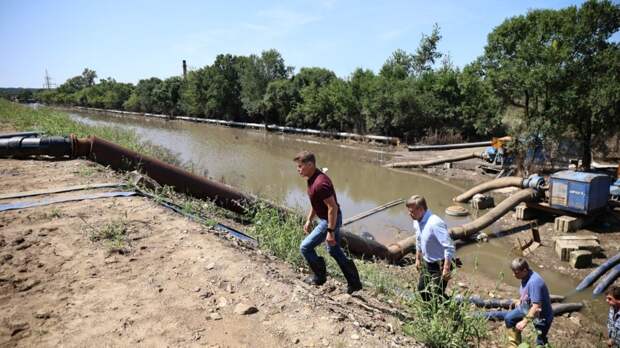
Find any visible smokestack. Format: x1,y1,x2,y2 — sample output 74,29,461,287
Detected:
182,60,187,79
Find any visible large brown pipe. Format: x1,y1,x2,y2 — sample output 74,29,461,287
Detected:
384,152,481,169
84,136,253,214
3,135,417,262
453,176,526,203
449,188,539,240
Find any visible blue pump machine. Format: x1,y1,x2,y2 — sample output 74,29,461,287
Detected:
549,170,611,215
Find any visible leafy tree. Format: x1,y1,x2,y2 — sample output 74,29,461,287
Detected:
203,54,245,120
380,49,414,80
412,24,443,74
263,79,298,125
480,0,620,168
349,68,378,133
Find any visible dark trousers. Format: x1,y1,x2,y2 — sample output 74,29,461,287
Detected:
417,260,448,301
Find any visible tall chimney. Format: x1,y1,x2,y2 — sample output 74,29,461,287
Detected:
182,60,187,79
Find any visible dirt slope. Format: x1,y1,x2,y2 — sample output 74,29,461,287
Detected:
0,158,416,348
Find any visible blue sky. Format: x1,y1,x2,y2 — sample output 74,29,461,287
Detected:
0,0,594,88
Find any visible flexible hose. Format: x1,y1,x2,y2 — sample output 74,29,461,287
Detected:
454,177,525,203
576,253,620,292
449,188,539,240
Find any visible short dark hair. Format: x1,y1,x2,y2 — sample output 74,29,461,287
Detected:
405,195,427,210
510,257,530,272
293,150,315,164
608,285,620,300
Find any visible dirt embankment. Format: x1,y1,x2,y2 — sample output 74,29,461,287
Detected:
0,158,417,348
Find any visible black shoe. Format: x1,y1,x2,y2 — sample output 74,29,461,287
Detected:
339,258,362,294
304,257,327,286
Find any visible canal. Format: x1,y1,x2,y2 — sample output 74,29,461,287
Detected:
65,108,606,321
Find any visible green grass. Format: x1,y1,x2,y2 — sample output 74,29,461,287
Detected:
402,277,488,348
83,218,130,253
0,99,179,164
1,99,489,346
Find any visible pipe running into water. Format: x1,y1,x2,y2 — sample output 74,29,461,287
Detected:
454,177,527,203
576,253,620,292
449,188,540,240
0,135,415,262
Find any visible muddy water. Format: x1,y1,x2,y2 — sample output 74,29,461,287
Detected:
67,109,607,320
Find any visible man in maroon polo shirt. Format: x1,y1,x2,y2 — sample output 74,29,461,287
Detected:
294,150,362,294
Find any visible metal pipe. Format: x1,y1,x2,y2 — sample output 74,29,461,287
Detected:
408,141,491,151
385,152,481,169
86,136,252,214
449,188,540,240
0,136,73,158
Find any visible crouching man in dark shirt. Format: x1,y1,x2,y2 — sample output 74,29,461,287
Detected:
294,151,362,294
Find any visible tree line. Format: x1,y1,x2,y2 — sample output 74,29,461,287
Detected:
30,1,619,168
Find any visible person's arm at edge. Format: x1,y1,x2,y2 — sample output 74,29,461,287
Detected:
324,195,338,246
435,221,455,280
516,303,541,331
304,208,316,234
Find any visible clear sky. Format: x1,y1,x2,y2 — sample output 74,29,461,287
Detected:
0,0,594,88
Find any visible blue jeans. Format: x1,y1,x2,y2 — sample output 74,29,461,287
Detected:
300,212,348,265
485,308,552,346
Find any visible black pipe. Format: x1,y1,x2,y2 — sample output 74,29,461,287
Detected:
0,136,73,158
576,253,620,292
0,131,40,139
593,263,620,296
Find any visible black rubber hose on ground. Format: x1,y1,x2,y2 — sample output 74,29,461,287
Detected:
576,253,620,292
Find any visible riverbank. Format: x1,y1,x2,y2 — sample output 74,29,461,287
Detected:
2,100,616,347
0,152,609,347
0,157,419,347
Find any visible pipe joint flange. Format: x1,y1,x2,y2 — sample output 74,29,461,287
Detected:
523,174,545,190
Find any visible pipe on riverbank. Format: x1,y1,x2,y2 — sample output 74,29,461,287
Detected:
455,294,566,309
449,188,540,240
1,135,415,262
593,263,620,296
384,152,482,169
408,141,491,151
453,175,545,203
576,253,620,292
72,106,401,146
0,135,74,158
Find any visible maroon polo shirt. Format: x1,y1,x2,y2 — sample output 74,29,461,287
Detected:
307,169,339,220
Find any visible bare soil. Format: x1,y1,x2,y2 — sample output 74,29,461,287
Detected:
1,123,617,347
0,158,417,348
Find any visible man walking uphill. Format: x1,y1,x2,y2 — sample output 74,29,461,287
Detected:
294,151,362,294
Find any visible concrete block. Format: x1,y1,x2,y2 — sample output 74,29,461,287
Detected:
471,194,495,210
515,203,536,220
554,216,584,233
554,238,600,261
569,250,592,269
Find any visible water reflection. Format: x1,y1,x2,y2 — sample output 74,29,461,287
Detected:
67,110,606,320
